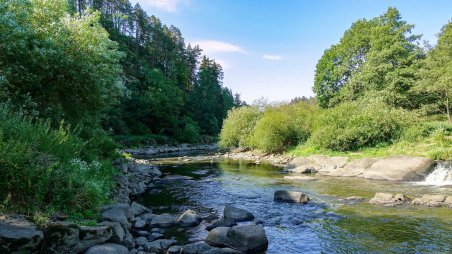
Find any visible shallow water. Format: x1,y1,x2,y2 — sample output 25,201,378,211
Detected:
135,155,452,253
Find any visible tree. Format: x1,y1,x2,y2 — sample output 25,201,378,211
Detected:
313,7,423,108
415,22,452,123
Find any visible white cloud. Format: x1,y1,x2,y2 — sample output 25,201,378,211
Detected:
193,40,247,55
263,54,282,61
137,0,189,12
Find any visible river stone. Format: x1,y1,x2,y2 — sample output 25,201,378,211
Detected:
369,193,408,206
328,158,377,177
98,221,125,243
168,245,182,253
150,214,175,228
205,227,230,247
134,218,147,229
177,209,202,227
41,222,112,254
144,239,176,252
101,204,132,227
182,242,214,254
226,225,268,253
412,194,447,207
223,206,254,222
0,214,44,253
131,202,148,216
274,190,310,204
283,175,318,181
85,243,129,254
284,157,320,173
361,156,435,181
139,213,157,224
135,236,148,247
206,219,237,231
162,175,194,181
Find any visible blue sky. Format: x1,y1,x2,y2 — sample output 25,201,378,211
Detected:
130,0,452,103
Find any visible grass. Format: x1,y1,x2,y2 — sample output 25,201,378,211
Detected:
288,135,452,160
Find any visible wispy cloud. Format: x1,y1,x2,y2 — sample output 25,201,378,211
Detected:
138,0,190,12
263,54,282,61
193,40,247,55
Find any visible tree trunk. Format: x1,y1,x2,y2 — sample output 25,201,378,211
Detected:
447,96,451,124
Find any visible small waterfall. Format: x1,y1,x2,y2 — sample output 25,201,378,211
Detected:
418,162,452,186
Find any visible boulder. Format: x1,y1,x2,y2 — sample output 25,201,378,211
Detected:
444,196,452,208
205,227,230,247
361,156,435,181
223,206,254,222
101,204,132,228
168,245,183,254
0,214,44,253
84,243,129,254
98,221,125,244
134,218,147,229
143,239,176,252
412,194,447,207
283,175,318,181
41,222,112,254
226,225,268,253
327,158,377,177
205,219,237,231
369,193,408,206
284,157,320,173
274,190,310,204
150,214,175,228
176,210,202,227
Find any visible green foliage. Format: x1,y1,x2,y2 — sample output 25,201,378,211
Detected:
248,103,317,153
0,104,116,217
309,99,414,151
219,106,263,148
414,21,452,123
313,7,422,108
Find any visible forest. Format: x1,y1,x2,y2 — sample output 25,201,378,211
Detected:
220,8,451,160
0,0,240,217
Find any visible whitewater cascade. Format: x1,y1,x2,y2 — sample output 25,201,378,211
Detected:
417,162,452,186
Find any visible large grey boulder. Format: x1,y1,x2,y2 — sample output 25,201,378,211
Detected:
274,190,310,204
176,210,202,227
327,158,377,177
150,214,175,228
0,215,44,253
223,206,254,222
84,243,128,254
205,225,268,253
101,204,133,228
41,222,112,254
361,156,435,181
98,221,125,244
226,225,268,253
205,227,230,247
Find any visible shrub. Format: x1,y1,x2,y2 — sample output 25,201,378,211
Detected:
219,106,263,148
0,104,116,217
309,100,415,151
248,102,318,153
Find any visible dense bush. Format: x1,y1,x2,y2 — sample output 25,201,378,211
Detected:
219,106,263,148
0,105,117,217
248,103,318,153
309,100,414,151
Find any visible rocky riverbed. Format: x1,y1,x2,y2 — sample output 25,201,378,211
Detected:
1,147,452,253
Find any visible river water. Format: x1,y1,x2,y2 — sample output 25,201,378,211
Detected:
135,153,452,253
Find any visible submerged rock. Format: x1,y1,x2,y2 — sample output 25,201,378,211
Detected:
0,215,44,254
205,218,237,231
176,210,202,227
223,206,254,222
283,175,318,181
274,190,310,204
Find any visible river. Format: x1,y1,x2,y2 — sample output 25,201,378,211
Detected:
134,153,452,253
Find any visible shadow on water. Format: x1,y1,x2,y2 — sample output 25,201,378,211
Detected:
134,155,452,253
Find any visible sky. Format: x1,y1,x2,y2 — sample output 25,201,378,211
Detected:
130,0,452,103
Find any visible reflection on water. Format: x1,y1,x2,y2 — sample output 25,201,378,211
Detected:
135,156,452,253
